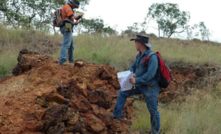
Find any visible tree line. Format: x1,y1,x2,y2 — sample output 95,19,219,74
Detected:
0,0,116,35
123,3,211,41
0,1,211,40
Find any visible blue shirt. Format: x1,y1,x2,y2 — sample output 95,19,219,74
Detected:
130,48,159,96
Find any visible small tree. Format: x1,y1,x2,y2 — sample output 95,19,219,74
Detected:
140,21,148,34
186,22,211,41
199,22,211,41
122,22,147,34
186,24,198,40
146,3,190,38
82,18,104,33
103,26,117,35
80,18,117,35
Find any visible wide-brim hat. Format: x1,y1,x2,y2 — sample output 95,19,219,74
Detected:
130,34,152,48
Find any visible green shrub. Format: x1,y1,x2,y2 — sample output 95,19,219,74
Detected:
0,65,7,77
148,33,157,38
192,38,202,42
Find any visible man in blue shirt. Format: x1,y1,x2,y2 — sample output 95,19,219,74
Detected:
112,35,161,134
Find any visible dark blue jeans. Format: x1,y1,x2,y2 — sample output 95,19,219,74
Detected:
59,26,74,65
113,87,161,134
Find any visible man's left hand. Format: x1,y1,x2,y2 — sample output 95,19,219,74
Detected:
129,78,136,84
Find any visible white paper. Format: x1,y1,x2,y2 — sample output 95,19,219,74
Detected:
117,70,134,91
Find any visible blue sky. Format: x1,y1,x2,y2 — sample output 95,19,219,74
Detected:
83,0,221,42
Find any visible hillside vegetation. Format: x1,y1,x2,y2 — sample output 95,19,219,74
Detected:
1,25,221,78
0,25,62,78
72,35,221,68
0,27,221,134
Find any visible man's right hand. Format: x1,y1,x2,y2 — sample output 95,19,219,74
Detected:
76,13,83,20
133,74,137,78
72,13,83,21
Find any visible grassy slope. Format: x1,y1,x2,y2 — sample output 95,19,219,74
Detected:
1,27,221,134
0,25,62,78
53,34,221,70
132,84,221,134
75,35,221,65
1,26,221,76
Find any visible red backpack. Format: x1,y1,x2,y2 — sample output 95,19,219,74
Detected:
144,52,172,88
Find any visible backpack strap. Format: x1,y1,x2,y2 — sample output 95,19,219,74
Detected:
143,51,155,66
147,52,155,59
137,51,154,59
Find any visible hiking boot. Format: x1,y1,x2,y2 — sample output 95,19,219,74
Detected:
151,131,161,134
108,113,132,125
107,113,116,120
69,62,75,66
60,62,69,66
120,119,132,125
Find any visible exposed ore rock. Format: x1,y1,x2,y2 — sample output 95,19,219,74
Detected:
1,49,134,134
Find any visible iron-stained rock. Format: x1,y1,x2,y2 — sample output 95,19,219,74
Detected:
88,89,112,109
46,122,65,134
43,105,71,132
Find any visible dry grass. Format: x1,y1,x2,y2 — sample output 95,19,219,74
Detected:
152,38,221,65
132,83,221,134
52,34,221,70
0,25,62,78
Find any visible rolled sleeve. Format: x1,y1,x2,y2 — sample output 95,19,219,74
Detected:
68,14,74,19
67,10,74,18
